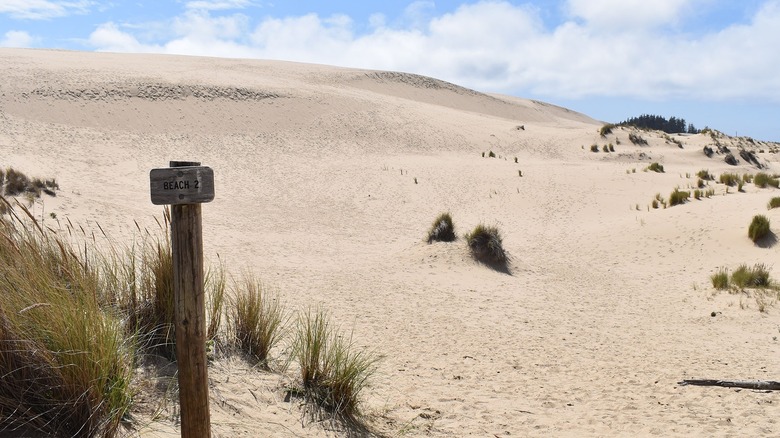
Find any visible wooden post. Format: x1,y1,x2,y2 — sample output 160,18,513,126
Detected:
169,160,211,438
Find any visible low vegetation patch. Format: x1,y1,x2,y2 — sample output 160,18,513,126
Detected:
1,167,59,198
646,162,664,173
697,169,714,181
754,172,780,188
427,212,456,243
629,132,648,146
748,214,771,243
465,224,508,269
719,173,741,186
599,123,615,137
731,264,772,289
768,197,780,209
590,144,599,152
669,189,690,206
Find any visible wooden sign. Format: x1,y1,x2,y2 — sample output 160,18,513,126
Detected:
150,165,214,205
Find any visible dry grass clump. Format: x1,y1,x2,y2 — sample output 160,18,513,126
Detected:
231,274,288,367
427,212,456,243
768,197,780,210
465,224,508,269
599,123,615,137
748,215,771,243
0,200,133,437
293,308,378,423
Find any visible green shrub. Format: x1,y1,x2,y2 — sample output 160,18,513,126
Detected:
651,199,659,209
743,173,754,183
669,189,690,206
608,143,615,152
427,212,456,243
646,162,664,173
711,268,729,290
748,214,771,243
731,264,772,288
602,144,609,153
768,197,780,209
590,144,599,152
293,308,378,422
693,189,701,199
232,274,287,366
697,178,705,188
465,224,508,268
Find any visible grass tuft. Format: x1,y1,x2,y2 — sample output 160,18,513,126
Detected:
754,172,780,189
669,189,690,206
231,274,288,367
427,212,456,243
646,162,664,173
711,268,729,290
465,224,508,269
748,214,771,243
293,308,378,423
731,264,772,288
768,197,780,209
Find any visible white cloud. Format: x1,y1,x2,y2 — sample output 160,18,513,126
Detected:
88,22,161,53
0,30,35,47
184,0,254,11
85,0,780,102
0,0,92,20
564,0,698,30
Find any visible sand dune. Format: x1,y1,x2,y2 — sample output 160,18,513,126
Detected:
1,48,779,437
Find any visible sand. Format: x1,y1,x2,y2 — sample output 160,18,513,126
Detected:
1,48,779,437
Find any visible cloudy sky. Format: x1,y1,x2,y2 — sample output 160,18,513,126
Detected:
2,0,779,140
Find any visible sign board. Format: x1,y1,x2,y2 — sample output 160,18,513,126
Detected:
150,165,215,205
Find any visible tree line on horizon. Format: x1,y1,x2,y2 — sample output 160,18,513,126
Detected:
618,114,702,134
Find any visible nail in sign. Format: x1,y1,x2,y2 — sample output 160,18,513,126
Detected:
150,166,215,205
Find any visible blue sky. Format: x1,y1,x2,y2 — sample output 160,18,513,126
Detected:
2,0,779,141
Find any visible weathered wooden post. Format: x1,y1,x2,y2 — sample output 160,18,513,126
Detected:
150,161,215,438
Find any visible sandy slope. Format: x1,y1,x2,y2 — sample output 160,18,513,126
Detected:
1,48,779,437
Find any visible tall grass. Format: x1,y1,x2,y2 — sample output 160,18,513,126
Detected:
711,268,729,290
293,308,378,422
0,199,133,437
731,264,772,289
231,274,287,367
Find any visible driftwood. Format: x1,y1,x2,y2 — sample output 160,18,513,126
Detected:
678,379,780,390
